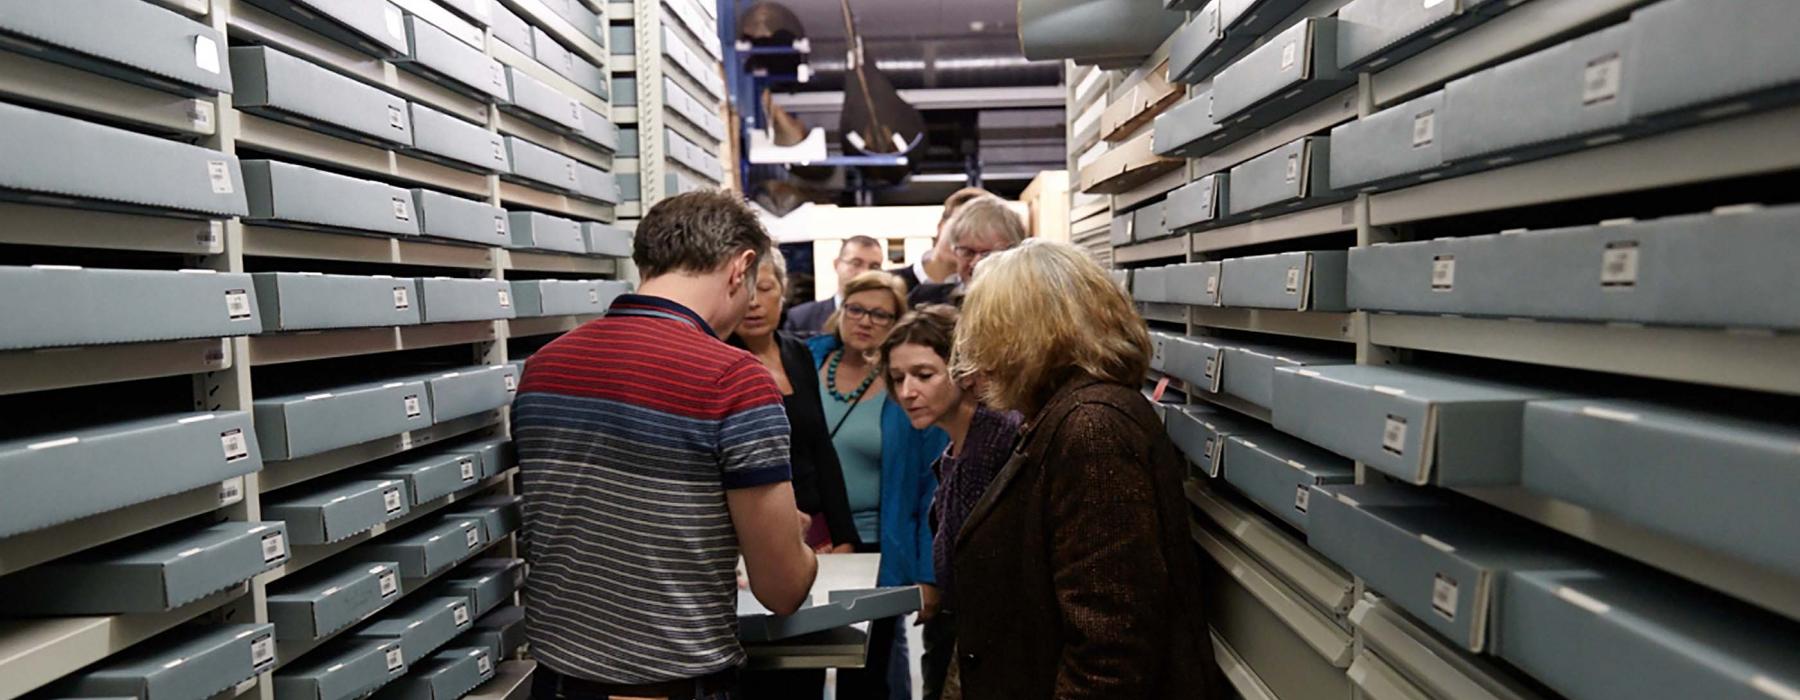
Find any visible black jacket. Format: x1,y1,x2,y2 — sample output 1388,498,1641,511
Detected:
730,332,861,547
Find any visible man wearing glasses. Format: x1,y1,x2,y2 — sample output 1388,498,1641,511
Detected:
911,196,1028,307
784,235,886,336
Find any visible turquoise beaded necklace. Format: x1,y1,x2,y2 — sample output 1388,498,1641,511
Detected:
826,348,876,403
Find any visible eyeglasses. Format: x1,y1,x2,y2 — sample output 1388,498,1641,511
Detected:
953,244,1010,263
837,257,883,272
842,303,897,327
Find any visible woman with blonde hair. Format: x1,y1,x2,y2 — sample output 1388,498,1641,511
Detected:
945,239,1226,699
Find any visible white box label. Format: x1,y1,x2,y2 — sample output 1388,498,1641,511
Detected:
460,458,478,481
195,36,221,74
1203,355,1218,380
385,646,405,671
218,477,245,506
379,570,399,597
385,5,406,40
225,290,252,320
1284,266,1301,294
493,141,506,162
498,289,512,308
261,531,287,562
453,601,471,626
1432,573,1459,621
404,395,423,418
476,651,492,675
464,525,481,549
1294,484,1310,513
208,160,233,194
392,197,411,221
1285,153,1300,183
1204,273,1219,297
494,216,507,233
504,373,518,392
394,286,411,310
383,487,404,514
1412,109,1436,148
1280,41,1298,71
221,428,250,462
388,105,406,130
1583,53,1623,106
1601,242,1638,287
1431,255,1455,291
250,634,275,668
190,100,214,130
1382,415,1408,455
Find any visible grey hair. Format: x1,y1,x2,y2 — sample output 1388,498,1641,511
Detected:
944,196,1026,249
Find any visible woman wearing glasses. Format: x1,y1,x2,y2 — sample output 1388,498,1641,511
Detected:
807,270,949,700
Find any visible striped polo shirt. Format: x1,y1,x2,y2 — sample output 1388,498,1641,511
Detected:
513,294,792,684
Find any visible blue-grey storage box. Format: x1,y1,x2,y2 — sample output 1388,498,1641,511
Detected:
510,280,610,317
503,136,580,192
438,0,491,26
1499,566,1800,700
1219,0,1309,37
574,105,620,152
1308,484,1584,652
444,496,522,544
412,189,510,247
242,160,420,236
370,450,483,505
1165,262,1222,307
268,562,404,640
1627,0,1800,122
1164,173,1229,232
1148,331,1177,374
1521,399,1800,580
489,3,532,53
530,27,579,88
0,411,260,538
397,14,508,102
344,517,487,578
254,273,422,332
546,0,603,43
254,378,433,460
1328,89,1445,191
503,66,583,133
414,365,511,422
1212,18,1352,129
0,266,260,350
1110,212,1133,248
1441,23,1635,163
583,222,632,257
433,557,524,618
1221,431,1353,532
1227,136,1337,216
1132,265,1169,303
507,211,586,253
469,605,526,658
266,479,413,545
414,277,517,323
1345,205,1800,329
1163,336,1227,392
1217,341,1345,410
1152,91,1229,159
240,0,409,57
1165,404,1269,479
0,0,233,95
1335,0,1499,71
574,162,622,204
0,101,247,216
1218,250,1348,311
354,596,476,665
1131,201,1169,242
739,588,923,642
374,647,494,700
1272,364,1556,486
275,638,407,700
409,103,510,174
231,46,412,147
501,361,521,397
1168,1,1249,84
65,624,277,700
0,522,289,614
456,438,514,479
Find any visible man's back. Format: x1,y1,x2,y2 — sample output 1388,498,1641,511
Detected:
514,294,791,684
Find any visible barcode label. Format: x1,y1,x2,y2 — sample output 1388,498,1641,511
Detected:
1431,256,1455,291
385,646,405,671
1203,355,1218,380
460,459,478,481
207,160,233,194
195,35,221,74
1583,53,1623,106
261,532,287,562
1601,242,1639,287
453,601,471,626
1432,573,1459,621
1382,416,1408,455
226,290,252,320
219,477,245,506
1295,485,1310,513
504,374,518,392
394,287,411,310
388,105,406,130
379,570,399,597
476,651,492,675
1285,153,1300,183
1284,266,1302,294
392,197,410,221
1280,41,1298,70
464,525,480,549
221,428,250,462
1412,109,1436,148
383,487,404,514
403,395,423,418
250,634,275,668
498,289,512,308
190,99,213,130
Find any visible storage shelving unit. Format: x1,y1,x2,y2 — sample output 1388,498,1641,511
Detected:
606,0,730,227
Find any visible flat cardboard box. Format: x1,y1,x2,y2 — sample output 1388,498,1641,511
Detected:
412,189,510,247
1441,23,1635,163
1220,0,1310,38
1344,205,1800,329
373,647,494,700
1226,136,1337,216
0,411,261,539
0,0,233,95
0,101,247,217
274,638,407,700
1164,336,1227,393
1165,261,1222,307
1336,0,1493,71
432,558,524,618
0,266,261,350
239,0,409,57
265,480,412,545
1271,364,1556,486
1217,341,1345,410
268,562,404,640
1132,201,1170,242
242,160,420,236
470,605,526,658
507,211,585,253
65,624,277,700
343,517,487,578
582,222,632,257
1151,91,1229,159
504,66,583,133
409,103,510,174
574,162,622,204
1110,213,1133,248
1211,18,1352,129
1328,89,1446,191
254,273,422,332
255,379,432,461
1100,66,1183,142
1499,566,1800,700
739,588,922,642
1164,173,1229,232
1148,331,1177,373
1309,483,1586,652
1168,1,1250,84
489,2,533,54
370,451,484,506
398,15,508,102
1164,404,1270,480
414,277,517,323
1218,250,1349,311
354,596,477,665
1079,130,1182,195
547,1,603,43
501,361,521,397
414,365,511,422
1130,264,1167,303
0,522,289,614
231,46,413,147
573,105,620,152
438,0,492,26
504,136,581,192
1521,399,1800,579
454,438,514,479
530,28,574,86
510,279,610,317
445,495,522,543
1221,430,1353,532
1627,0,1800,122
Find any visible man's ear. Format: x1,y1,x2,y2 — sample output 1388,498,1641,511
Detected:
729,249,757,292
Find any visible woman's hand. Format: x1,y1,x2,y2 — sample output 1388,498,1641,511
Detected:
915,583,941,625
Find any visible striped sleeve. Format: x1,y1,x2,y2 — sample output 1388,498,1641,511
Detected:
717,357,793,489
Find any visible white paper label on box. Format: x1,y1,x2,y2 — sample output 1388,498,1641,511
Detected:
225,290,253,320
394,287,411,310
379,570,400,597
1205,273,1219,296
195,36,221,74
492,62,505,88
392,197,411,221
218,477,245,506
1412,109,1436,148
477,651,492,675
385,646,405,671
383,487,404,514
221,428,250,462
250,634,275,668
388,105,406,130
1203,355,1218,380
1151,339,1164,365
1432,573,1459,621
588,288,601,304
1294,484,1310,513
385,5,407,40
1583,53,1623,106
566,162,578,183
404,395,423,418
460,458,478,481
1431,255,1455,291
261,531,287,562
504,374,518,392
190,100,214,130
1382,415,1408,455
464,525,481,549
1284,266,1301,294
1600,242,1638,287
453,601,471,626
1285,153,1300,183
1279,41,1298,71
400,431,414,450
494,216,507,234
498,289,512,307
571,102,585,126
207,160,233,194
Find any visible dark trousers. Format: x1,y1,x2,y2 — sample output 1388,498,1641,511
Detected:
919,611,957,700
739,670,823,700
532,667,737,700
835,616,906,699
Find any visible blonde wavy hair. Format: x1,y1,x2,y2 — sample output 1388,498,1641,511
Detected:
953,239,1151,415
